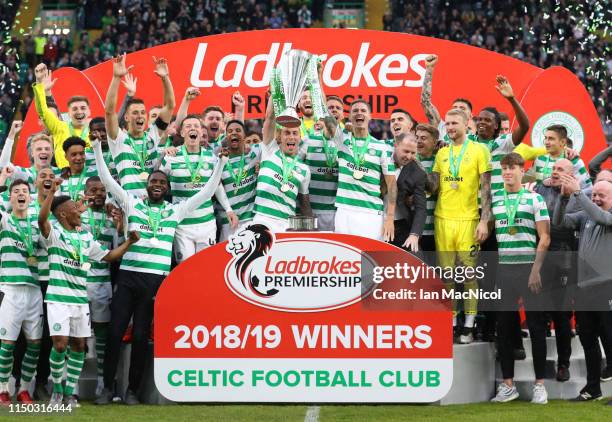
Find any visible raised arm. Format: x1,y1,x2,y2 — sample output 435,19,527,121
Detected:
495,75,530,145
38,178,62,238
92,139,129,206
105,54,133,140
262,94,276,145
588,146,612,180
232,91,245,123
117,73,137,125
0,120,22,167
420,55,441,127
174,87,200,130
153,56,176,135
180,156,228,216
32,66,62,134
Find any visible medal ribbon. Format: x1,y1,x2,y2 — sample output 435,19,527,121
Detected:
125,134,150,173
146,201,165,240
503,188,525,228
87,208,105,240
181,145,206,183
68,170,86,201
350,134,371,167
10,214,34,257
65,230,87,265
279,151,298,186
448,139,470,179
227,153,247,187
68,122,89,141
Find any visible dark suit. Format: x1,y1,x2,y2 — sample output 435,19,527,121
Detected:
392,160,427,248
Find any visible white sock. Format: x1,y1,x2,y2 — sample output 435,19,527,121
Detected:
453,316,457,326
464,314,476,328
18,379,31,393
0,381,8,393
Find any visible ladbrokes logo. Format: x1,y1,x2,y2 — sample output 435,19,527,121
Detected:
191,42,430,89
225,225,373,312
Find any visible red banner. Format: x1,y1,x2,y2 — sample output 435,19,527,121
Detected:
17,29,605,166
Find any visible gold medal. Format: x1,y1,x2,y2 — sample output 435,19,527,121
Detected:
81,262,91,271
353,170,364,180
325,172,334,180
26,256,38,266
192,175,201,183
450,182,459,190
508,227,518,236
280,183,290,193
139,171,149,181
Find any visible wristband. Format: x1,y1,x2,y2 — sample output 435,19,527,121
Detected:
155,117,169,131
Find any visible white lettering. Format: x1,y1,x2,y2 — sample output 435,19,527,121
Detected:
379,54,409,88
351,42,384,87
323,54,353,87
405,53,429,87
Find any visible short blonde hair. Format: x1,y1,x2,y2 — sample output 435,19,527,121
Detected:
446,108,469,123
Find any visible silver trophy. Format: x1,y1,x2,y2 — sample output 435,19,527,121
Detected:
273,49,312,128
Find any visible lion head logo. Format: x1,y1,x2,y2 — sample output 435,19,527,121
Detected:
226,224,276,297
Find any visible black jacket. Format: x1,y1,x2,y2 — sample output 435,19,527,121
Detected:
396,160,427,236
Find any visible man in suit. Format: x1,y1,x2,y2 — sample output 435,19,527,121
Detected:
386,133,427,251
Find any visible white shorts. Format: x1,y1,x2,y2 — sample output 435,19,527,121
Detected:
334,207,383,240
219,220,253,242
87,282,112,323
252,213,288,234
313,210,336,232
0,284,43,341
174,220,217,262
47,303,91,338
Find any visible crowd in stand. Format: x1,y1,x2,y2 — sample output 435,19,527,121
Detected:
1,1,609,144
386,0,611,139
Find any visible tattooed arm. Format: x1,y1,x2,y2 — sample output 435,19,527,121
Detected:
476,171,492,243
420,55,441,127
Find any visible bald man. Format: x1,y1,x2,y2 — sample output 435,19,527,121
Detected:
534,158,577,382
554,178,612,401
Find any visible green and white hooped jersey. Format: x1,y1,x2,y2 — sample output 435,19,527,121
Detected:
533,154,592,189
219,149,260,225
57,166,98,201
476,134,515,194
254,142,310,221
120,197,196,275
85,148,116,179
299,132,339,212
493,190,549,264
0,210,41,286
42,224,108,305
81,209,116,283
108,127,161,198
28,201,51,282
334,129,396,214
159,148,219,227
417,154,436,236
6,166,61,198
